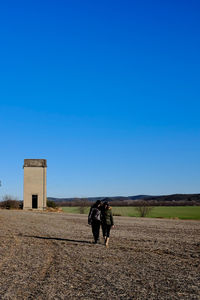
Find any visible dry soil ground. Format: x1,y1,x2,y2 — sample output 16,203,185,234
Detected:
0,210,199,300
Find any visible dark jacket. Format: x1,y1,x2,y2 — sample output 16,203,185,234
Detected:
101,207,114,226
88,207,101,224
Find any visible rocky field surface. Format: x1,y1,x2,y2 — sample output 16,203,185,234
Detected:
0,210,199,300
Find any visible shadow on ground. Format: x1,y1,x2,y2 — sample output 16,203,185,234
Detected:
21,234,92,244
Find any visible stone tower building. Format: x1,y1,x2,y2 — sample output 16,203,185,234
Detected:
23,159,47,210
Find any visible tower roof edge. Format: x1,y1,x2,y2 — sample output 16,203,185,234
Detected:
23,159,47,168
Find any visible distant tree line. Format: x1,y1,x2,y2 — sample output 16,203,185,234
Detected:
58,198,91,207
0,197,58,210
56,197,200,207
0,195,23,209
1,194,199,210
106,200,200,207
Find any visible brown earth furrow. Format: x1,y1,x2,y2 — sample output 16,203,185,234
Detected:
0,210,199,300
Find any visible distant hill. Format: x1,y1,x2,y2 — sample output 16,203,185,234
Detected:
140,194,200,202
48,193,200,205
47,195,149,203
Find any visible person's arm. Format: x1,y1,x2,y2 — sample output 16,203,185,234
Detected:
110,210,114,226
88,207,93,225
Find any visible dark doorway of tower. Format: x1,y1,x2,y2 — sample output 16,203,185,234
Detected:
32,195,38,209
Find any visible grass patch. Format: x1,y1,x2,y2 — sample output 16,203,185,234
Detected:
61,206,200,220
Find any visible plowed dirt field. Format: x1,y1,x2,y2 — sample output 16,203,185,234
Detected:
0,210,199,300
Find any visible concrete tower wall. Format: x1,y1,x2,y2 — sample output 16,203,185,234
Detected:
23,159,47,210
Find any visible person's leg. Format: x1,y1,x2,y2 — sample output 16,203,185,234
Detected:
105,225,112,247
102,223,106,242
96,221,100,242
92,223,96,242
106,225,111,238
105,237,109,247
93,221,100,243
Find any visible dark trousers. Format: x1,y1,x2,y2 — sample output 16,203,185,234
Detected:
92,221,101,242
102,224,112,238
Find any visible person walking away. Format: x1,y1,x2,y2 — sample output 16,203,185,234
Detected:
101,201,114,247
88,200,102,244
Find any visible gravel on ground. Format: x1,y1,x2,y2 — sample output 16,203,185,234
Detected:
0,210,199,300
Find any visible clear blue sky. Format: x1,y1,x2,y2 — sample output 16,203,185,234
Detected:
0,0,200,200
